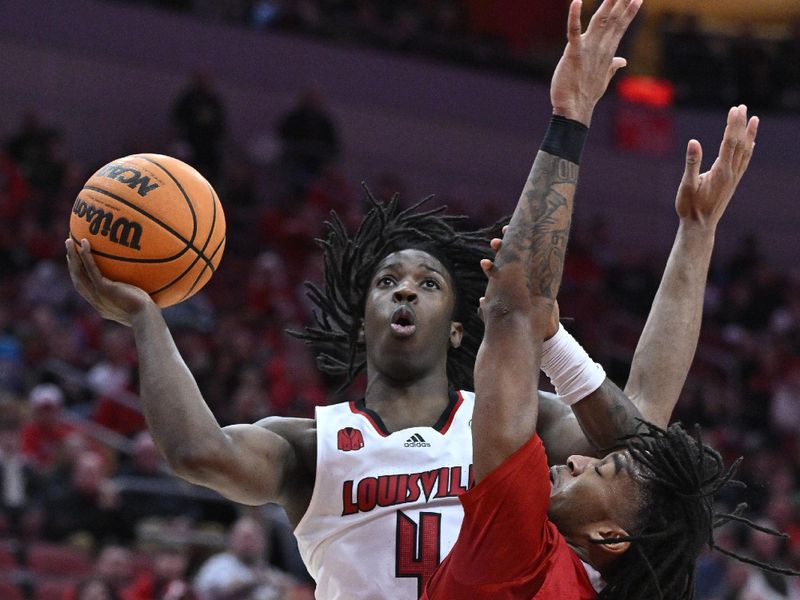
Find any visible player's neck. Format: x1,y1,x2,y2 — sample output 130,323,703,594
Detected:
363,370,451,433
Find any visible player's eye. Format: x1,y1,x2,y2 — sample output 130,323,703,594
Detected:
422,279,441,290
377,276,395,287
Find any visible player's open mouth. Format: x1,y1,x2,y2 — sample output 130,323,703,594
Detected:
549,466,558,489
390,306,417,337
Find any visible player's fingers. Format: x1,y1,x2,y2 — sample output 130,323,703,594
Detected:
728,105,751,173
490,238,502,252
745,114,759,146
65,239,84,282
608,57,627,79
592,0,638,39
605,0,631,25
76,239,107,292
502,225,508,235
718,105,743,165
588,0,615,26
619,0,642,31
66,239,99,301
682,139,703,187
480,258,495,279
735,115,759,175
566,0,583,43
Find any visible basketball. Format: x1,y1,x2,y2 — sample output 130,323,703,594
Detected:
69,154,226,308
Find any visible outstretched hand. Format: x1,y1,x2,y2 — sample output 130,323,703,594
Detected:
550,0,642,126
676,104,759,229
66,238,155,326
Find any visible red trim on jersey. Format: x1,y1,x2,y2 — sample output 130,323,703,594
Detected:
349,401,390,437
350,390,463,436
437,391,464,435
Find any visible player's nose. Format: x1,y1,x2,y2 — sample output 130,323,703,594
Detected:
393,282,418,303
566,455,594,476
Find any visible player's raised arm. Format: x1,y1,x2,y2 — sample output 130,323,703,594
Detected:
501,107,759,460
472,0,641,482
487,232,646,463
624,105,759,427
65,239,312,512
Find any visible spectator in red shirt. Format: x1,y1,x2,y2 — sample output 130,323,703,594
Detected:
19,383,75,471
90,326,145,437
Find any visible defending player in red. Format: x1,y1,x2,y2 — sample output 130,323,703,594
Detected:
421,0,797,598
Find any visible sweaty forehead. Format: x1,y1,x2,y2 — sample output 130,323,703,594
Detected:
375,249,453,281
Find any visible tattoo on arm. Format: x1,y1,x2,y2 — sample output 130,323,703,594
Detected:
495,153,578,301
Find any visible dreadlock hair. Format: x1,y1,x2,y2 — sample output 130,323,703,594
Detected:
595,421,800,600
290,186,505,392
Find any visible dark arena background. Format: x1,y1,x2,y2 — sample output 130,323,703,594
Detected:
1,0,800,598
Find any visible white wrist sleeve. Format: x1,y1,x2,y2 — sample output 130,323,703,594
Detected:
541,325,606,406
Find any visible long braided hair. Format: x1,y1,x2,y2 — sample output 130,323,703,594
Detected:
291,187,504,391
597,422,800,599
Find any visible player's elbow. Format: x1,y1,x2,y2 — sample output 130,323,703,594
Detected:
166,448,212,483
165,439,230,485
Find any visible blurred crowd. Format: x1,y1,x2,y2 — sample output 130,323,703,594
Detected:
0,76,353,599
112,0,800,113
110,0,575,78
660,15,800,113
1,41,800,600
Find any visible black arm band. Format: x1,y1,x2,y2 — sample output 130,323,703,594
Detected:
540,115,589,165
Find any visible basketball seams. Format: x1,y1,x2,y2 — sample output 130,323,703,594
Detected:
73,235,192,264
136,155,198,246
150,182,221,300
80,186,214,270
151,236,225,306
177,184,222,302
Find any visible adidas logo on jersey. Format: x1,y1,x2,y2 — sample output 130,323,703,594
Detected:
404,433,431,448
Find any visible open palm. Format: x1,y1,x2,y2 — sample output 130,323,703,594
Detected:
676,104,759,228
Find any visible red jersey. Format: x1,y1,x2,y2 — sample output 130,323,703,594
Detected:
422,434,597,600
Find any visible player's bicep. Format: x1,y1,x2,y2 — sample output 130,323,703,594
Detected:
184,420,303,506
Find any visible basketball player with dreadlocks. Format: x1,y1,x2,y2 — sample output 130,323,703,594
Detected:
64,4,753,600
423,1,799,598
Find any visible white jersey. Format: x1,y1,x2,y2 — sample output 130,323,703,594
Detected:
295,390,474,600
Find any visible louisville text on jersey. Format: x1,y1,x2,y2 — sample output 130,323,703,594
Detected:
342,465,474,515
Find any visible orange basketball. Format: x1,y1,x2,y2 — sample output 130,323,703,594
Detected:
69,154,226,308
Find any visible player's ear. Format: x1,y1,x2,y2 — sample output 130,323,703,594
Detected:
585,522,631,567
450,321,463,349
357,319,365,344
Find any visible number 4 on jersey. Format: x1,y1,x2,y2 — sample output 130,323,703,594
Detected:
396,511,442,596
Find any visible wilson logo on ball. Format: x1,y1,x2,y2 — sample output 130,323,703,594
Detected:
96,164,160,197
72,198,144,250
